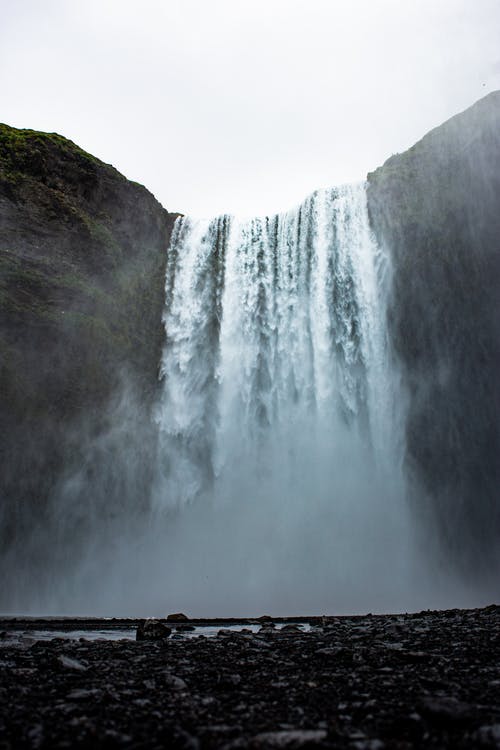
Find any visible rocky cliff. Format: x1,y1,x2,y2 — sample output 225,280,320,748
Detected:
367,92,500,576
0,124,179,574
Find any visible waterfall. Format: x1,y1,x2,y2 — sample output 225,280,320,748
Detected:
151,184,417,615
156,184,399,501
3,182,481,617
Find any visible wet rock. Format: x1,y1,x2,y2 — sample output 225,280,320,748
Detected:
57,655,88,671
26,723,44,749
419,695,478,725
224,729,327,748
163,673,188,691
66,688,103,700
1,604,499,749
259,623,276,634
136,619,171,641
474,724,500,747
352,741,385,750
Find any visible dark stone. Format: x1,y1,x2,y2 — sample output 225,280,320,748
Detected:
166,612,189,622
419,696,478,725
2,605,498,749
136,619,172,641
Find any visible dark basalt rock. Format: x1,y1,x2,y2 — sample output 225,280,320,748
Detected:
136,619,172,641
367,91,500,578
0,605,499,749
167,612,190,622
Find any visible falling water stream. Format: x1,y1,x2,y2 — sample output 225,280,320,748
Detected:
149,184,420,615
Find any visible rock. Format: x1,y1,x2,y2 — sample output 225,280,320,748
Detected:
395,649,432,664
136,619,171,641
474,724,500,747
57,655,88,671
1,604,500,748
352,741,385,750
242,729,327,748
167,612,189,622
420,696,477,724
259,622,276,634
164,673,188,690
67,688,102,700
26,723,44,749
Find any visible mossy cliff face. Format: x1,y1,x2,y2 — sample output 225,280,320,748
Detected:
0,124,179,576
367,92,500,575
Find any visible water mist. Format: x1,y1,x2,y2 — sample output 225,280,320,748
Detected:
145,184,442,616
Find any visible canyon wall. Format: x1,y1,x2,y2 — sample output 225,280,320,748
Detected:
367,92,500,577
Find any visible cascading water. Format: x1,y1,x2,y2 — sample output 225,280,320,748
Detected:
2,182,483,617
151,184,420,615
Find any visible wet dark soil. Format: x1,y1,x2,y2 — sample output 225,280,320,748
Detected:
1,605,499,749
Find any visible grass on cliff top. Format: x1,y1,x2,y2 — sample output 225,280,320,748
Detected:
0,122,124,183
1,122,103,165
0,122,160,206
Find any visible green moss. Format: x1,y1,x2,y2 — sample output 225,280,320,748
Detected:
0,123,113,174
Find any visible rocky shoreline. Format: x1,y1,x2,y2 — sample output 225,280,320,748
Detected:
1,605,499,748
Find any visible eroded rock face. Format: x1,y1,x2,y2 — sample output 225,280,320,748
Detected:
0,124,179,603
367,92,500,577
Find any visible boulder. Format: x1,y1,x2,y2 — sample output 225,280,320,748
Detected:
136,619,171,641
166,612,189,622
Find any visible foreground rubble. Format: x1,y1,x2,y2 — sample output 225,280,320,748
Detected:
1,606,499,749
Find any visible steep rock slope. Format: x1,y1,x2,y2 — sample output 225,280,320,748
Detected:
0,124,178,567
367,92,500,575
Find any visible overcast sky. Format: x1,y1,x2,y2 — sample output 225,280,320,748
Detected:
2,0,500,216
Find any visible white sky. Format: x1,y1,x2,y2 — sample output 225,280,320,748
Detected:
1,0,500,217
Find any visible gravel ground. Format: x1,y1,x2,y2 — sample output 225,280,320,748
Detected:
1,605,499,749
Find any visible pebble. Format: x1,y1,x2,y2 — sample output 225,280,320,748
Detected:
0,605,499,748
